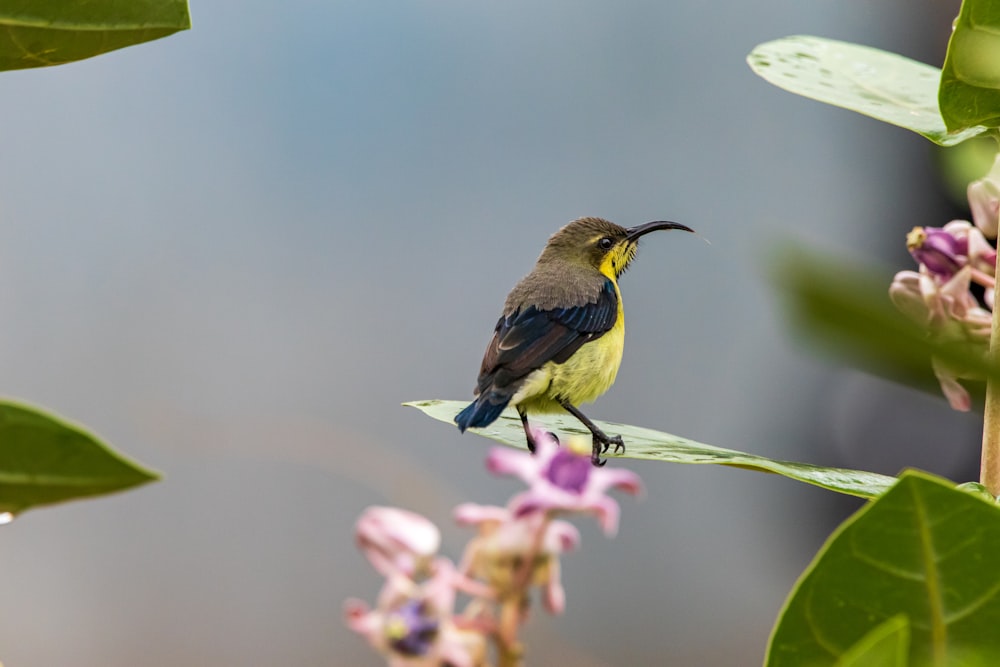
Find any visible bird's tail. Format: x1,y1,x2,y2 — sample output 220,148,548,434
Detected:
455,393,511,432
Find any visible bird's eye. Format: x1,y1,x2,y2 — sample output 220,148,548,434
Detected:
598,237,614,251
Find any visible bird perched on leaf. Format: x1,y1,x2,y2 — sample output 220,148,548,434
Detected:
455,216,695,465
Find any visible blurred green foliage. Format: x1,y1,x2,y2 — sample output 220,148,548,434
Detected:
0,0,190,71
0,401,158,516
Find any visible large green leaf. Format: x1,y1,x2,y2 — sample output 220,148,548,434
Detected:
835,616,910,667
0,0,190,72
748,35,986,146
405,400,896,499
767,471,1000,666
0,400,159,515
940,0,1000,132
773,249,1000,409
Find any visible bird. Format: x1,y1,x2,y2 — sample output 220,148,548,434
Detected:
454,216,694,465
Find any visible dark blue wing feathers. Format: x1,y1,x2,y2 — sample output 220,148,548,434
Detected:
455,279,618,431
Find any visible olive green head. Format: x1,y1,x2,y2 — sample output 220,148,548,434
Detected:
539,216,694,279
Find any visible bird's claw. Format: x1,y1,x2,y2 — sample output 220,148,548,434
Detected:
591,434,625,466
600,435,625,454
525,430,560,455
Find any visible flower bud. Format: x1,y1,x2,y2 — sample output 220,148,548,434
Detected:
356,506,441,581
907,226,964,278
969,154,1000,239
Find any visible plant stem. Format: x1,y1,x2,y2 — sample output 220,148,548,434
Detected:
983,153,1000,495
984,362,1000,495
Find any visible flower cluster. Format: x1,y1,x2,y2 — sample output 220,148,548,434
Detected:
344,431,642,666
889,156,1000,411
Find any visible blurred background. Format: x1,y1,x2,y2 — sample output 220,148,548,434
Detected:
0,0,987,665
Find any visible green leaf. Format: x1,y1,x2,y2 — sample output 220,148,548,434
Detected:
0,0,191,72
773,248,1000,408
940,0,1000,132
835,616,910,667
0,400,159,515
767,471,1000,666
405,400,896,499
748,35,986,146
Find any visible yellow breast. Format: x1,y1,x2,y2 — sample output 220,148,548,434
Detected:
513,280,625,413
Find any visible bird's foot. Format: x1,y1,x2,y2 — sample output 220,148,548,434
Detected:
590,433,625,466
525,429,560,454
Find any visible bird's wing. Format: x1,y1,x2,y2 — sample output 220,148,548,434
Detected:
476,278,618,395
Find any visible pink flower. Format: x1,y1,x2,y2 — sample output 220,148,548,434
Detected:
486,430,642,536
454,503,580,614
969,154,1000,239
889,267,992,412
890,267,991,341
344,558,487,667
355,506,441,583
906,226,965,278
944,220,996,278
905,222,996,280
888,270,930,325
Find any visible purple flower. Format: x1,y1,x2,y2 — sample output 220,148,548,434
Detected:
344,558,487,667
907,226,965,278
486,430,642,536
385,599,439,656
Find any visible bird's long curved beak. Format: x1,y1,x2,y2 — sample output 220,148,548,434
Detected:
625,220,695,242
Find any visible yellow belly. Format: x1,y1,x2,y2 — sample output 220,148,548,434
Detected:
512,293,625,413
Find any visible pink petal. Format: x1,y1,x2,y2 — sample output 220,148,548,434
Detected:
437,641,474,667
438,626,488,667
591,495,622,537
969,159,1000,238
546,519,581,553
485,446,540,481
940,266,973,300
588,466,644,497
356,506,440,578
932,357,972,412
967,226,997,274
507,491,547,519
542,572,566,615
889,271,930,324
529,426,560,449
422,558,458,613
453,502,509,526
343,598,381,638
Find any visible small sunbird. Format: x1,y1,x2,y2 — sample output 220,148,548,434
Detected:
455,216,695,465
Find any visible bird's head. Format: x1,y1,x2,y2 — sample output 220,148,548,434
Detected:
539,216,694,279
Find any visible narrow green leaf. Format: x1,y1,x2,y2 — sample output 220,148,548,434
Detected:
940,0,1000,132
0,0,191,72
767,471,1000,666
748,35,986,146
773,248,999,407
405,400,896,499
0,400,159,515
835,616,909,667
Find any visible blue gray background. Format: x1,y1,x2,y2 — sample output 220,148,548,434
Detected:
0,1,983,665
